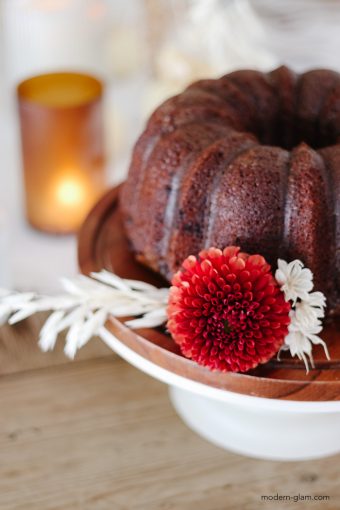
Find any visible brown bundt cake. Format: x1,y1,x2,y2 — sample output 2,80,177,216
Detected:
120,66,340,313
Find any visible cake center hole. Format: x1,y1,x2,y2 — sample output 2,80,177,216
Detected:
255,114,337,151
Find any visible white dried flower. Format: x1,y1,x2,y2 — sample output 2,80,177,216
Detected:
294,292,326,329
275,259,329,373
283,310,330,373
275,259,313,304
304,290,327,308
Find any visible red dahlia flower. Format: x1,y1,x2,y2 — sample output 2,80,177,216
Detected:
167,246,291,373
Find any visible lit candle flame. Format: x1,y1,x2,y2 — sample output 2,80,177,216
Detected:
56,178,85,206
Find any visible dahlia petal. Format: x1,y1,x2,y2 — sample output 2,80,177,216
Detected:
182,310,194,318
262,296,276,305
223,246,240,258
239,270,251,282
254,274,272,290
172,272,182,285
201,259,212,273
191,274,200,284
208,247,223,258
247,269,260,281
247,254,267,268
259,305,270,313
264,285,275,296
184,297,194,306
263,328,273,336
219,263,230,276
229,256,246,272
180,280,190,289
187,285,197,297
256,291,265,301
195,285,206,297
183,255,197,271
244,291,253,301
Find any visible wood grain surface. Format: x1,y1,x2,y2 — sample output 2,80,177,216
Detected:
0,313,112,376
78,185,340,401
0,318,339,510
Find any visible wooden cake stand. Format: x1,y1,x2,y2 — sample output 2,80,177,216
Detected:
78,185,340,460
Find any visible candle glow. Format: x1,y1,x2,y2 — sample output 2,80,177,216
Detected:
56,177,85,207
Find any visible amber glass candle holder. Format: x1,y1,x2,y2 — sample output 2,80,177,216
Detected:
17,72,106,234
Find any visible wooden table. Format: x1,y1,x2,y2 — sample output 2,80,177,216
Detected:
1,316,339,510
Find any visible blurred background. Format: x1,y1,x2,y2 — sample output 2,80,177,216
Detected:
0,0,340,293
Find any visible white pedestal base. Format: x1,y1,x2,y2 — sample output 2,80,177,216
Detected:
98,327,340,462
169,386,340,461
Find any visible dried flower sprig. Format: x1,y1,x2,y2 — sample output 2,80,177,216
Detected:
0,271,169,359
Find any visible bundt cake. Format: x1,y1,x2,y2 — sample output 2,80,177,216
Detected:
120,66,340,314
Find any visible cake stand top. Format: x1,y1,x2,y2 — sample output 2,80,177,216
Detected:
78,186,340,402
